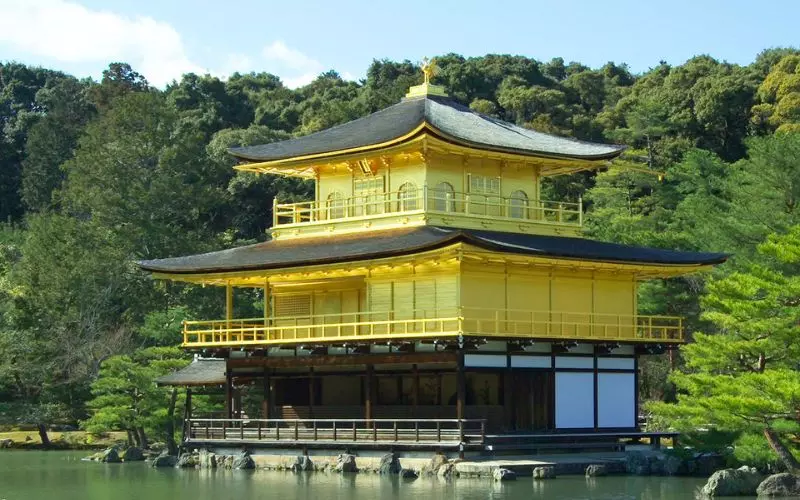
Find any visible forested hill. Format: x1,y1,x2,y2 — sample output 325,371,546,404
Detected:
2,50,800,450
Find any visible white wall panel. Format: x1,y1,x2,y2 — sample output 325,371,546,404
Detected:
597,358,635,370
597,373,636,428
555,356,594,369
510,355,551,368
464,354,507,368
555,372,595,428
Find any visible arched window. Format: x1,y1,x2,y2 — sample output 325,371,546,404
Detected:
326,191,345,219
509,190,528,219
432,182,456,212
398,182,418,211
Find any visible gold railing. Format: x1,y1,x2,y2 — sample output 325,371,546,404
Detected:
273,187,582,228
182,307,683,347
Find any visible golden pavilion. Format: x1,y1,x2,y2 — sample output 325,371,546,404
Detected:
143,66,726,455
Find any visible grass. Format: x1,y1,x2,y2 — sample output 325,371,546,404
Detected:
0,430,127,450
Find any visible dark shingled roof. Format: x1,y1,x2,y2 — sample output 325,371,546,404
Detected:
155,358,226,387
138,226,728,275
229,95,625,162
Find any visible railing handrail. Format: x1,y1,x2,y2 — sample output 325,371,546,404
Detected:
272,186,583,228
188,418,485,424
183,307,683,326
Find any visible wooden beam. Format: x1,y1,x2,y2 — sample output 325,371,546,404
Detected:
412,363,419,419
225,282,233,326
227,351,457,369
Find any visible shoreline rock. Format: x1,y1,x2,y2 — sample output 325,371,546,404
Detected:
700,466,763,497
756,473,800,497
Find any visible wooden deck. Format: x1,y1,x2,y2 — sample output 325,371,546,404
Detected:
185,418,487,450
183,418,677,454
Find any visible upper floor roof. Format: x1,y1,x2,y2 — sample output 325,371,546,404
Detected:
229,94,625,166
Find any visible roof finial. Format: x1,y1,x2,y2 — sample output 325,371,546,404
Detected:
421,57,439,85
405,57,448,99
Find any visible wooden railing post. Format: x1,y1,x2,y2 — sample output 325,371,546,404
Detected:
313,420,318,441
578,196,583,226
436,421,441,442
294,420,299,441
458,419,465,446
480,420,486,444
352,420,357,441
272,197,278,227
276,421,280,441
373,420,377,442
240,420,244,440
332,420,337,441
393,420,399,442
257,421,262,440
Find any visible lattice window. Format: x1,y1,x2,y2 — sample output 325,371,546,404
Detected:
432,182,456,212
274,294,311,317
397,182,418,211
326,191,345,219
509,190,529,219
354,176,384,215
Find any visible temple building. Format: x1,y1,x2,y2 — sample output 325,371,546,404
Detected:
143,65,727,454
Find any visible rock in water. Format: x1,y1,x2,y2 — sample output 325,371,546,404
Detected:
99,448,121,463
585,464,608,477
199,449,217,469
231,451,255,470
378,453,401,475
400,468,419,480
437,461,456,479
701,466,763,497
493,468,517,481
335,453,357,473
121,447,144,462
177,453,199,468
532,466,556,479
291,455,313,472
0,439,13,449
756,473,800,497
151,453,178,468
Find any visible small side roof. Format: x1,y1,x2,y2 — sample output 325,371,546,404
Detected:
138,226,728,275
228,95,625,163
155,358,226,387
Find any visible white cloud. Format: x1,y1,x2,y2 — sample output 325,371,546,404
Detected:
262,40,323,74
0,1,339,89
0,0,205,86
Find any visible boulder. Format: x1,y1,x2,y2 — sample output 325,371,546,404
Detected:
700,466,763,497
99,447,121,463
291,455,313,472
532,466,556,479
199,449,217,469
661,455,684,476
335,453,357,473
493,468,517,481
378,453,401,475
687,452,727,477
400,468,419,480
626,452,652,475
585,464,608,477
422,453,448,476
151,452,178,468
756,473,800,497
231,450,255,470
437,461,456,479
0,439,13,449
121,447,144,462
177,452,199,468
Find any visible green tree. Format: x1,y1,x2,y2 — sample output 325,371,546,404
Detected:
650,227,800,470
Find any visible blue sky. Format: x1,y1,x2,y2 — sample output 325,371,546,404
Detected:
1,0,798,87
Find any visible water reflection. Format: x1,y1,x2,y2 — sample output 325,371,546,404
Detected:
1,451,718,500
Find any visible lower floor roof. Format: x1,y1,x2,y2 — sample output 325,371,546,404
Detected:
138,226,728,277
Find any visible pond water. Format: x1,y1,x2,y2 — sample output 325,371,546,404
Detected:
0,451,723,500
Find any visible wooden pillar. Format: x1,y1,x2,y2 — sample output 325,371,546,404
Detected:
181,388,193,443
504,368,514,431
224,369,233,419
456,350,466,421
261,368,270,419
308,367,315,418
225,282,233,330
365,365,374,421
263,282,270,328
412,364,419,419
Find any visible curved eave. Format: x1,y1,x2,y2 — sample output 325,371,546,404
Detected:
232,122,624,175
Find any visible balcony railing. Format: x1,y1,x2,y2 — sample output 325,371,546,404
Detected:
272,187,582,229
182,307,683,347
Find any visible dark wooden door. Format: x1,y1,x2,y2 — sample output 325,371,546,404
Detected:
512,372,553,431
